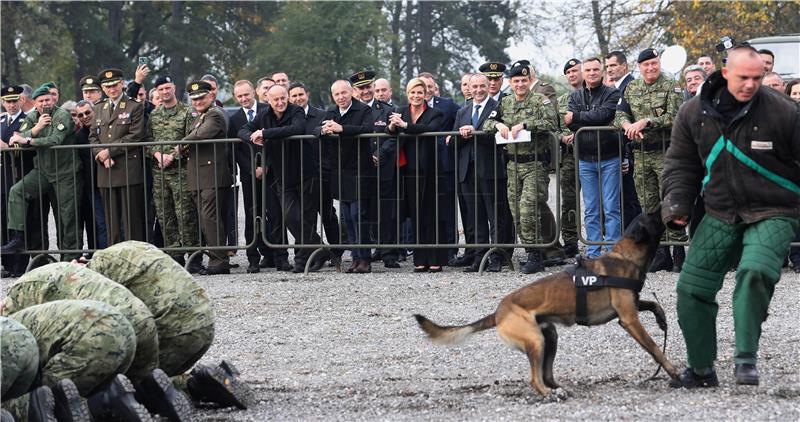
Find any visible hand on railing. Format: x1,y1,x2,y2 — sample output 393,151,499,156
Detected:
250,129,264,146
319,120,343,135
102,158,115,169
388,112,407,130
561,134,574,145
458,125,475,139
255,166,263,180
622,120,647,141
95,148,111,163
0,139,8,150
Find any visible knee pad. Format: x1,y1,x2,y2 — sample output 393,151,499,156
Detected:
676,263,725,301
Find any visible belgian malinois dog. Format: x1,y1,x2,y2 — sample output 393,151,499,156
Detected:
415,209,681,395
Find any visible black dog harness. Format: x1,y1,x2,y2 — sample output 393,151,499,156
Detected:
564,256,645,326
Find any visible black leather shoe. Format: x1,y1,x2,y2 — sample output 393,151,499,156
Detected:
463,262,480,273
201,265,230,276
187,362,252,409
1,230,25,255
668,368,719,388
52,379,91,422
259,255,274,268
274,258,293,272
135,368,193,422
521,251,544,274
735,363,760,385
648,246,673,273
448,254,471,267
487,259,503,272
27,385,56,422
672,246,686,273
246,262,260,273
383,258,400,268
88,374,152,422
563,243,580,258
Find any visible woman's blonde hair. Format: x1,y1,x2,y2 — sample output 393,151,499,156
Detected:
405,78,426,96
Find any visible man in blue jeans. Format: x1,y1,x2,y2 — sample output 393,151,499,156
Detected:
564,57,623,257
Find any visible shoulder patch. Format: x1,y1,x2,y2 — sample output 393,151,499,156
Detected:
542,99,551,105
19,122,27,130
674,87,683,93
489,110,497,118
56,123,65,131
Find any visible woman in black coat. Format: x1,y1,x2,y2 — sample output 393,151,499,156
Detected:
386,78,448,272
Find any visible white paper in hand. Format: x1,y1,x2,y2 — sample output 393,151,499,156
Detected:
495,130,531,144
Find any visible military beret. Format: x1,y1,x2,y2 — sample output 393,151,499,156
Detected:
154,75,174,88
508,64,530,78
349,70,376,88
637,48,658,64
1,85,23,101
98,68,124,86
186,80,212,99
563,58,581,74
479,62,506,78
31,84,52,100
41,81,57,91
79,75,100,91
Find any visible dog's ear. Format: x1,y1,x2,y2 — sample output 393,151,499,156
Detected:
631,218,648,243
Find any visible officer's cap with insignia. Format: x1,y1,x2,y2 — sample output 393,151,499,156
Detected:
79,75,100,91
31,84,53,100
512,59,531,69
508,63,530,78
98,68,124,86
154,75,174,88
479,61,507,78
349,70,376,88
186,80,212,99
637,48,659,64
563,58,581,74
1,85,23,101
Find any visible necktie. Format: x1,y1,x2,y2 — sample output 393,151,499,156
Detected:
247,109,254,122
472,104,481,128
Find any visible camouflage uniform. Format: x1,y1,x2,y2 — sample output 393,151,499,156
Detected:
557,91,578,246
485,91,559,249
146,103,200,258
0,316,39,400
88,241,215,376
614,73,686,241
3,262,159,379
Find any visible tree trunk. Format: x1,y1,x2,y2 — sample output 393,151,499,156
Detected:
417,1,433,73
591,0,609,58
168,1,185,99
389,1,403,95
403,0,415,82
107,2,123,46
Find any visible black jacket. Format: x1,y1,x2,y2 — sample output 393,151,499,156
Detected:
662,70,800,225
567,83,621,161
453,98,506,181
228,102,266,177
366,99,398,180
386,106,444,176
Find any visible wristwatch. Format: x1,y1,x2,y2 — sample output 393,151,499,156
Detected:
522,123,528,130
24,137,32,145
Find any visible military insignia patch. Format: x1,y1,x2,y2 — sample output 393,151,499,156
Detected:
674,87,683,93
6,87,12,93
20,122,27,130
489,110,497,118
543,99,551,105
105,71,113,78
86,78,93,84
56,123,65,131
358,72,365,80
191,83,199,91
119,102,126,109
522,68,528,76
655,107,664,116
490,63,498,70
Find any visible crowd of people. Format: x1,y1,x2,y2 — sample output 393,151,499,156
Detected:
1,46,798,277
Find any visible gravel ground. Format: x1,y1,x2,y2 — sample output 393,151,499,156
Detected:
192,258,800,421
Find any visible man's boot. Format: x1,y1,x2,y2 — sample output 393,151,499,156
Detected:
27,386,56,422
51,379,91,422
135,368,193,422
648,245,673,273
521,250,544,274
735,363,760,385
87,374,152,422
186,360,252,410
672,246,685,273
185,254,204,274
1,230,25,255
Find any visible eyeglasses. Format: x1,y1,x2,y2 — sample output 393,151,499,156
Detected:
76,112,92,118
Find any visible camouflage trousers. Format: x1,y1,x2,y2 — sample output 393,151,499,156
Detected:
560,152,578,245
507,161,549,249
89,241,215,376
0,317,39,400
633,151,687,242
3,262,160,380
152,167,200,257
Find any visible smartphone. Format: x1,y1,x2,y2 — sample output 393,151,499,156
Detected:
42,106,54,116
138,57,149,66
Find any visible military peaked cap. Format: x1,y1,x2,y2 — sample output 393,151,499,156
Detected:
349,70,376,88
1,85,23,101
479,62,506,78
98,68,124,86
186,80,212,99
80,75,101,91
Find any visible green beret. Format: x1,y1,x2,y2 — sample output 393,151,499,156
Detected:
31,84,53,100
41,81,57,91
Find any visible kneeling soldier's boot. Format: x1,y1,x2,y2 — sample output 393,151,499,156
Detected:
52,379,91,422
521,250,544,274
27,386,56,422
88,374,152,422
648,245,673,273
672,246,685,273
185,254,204,274
186,360,253,410
135,368,193,422
1,230,25,255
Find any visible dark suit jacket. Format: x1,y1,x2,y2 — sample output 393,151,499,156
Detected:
184,107,231,190
228,102,266,177
367,99,397,180
314,100,374,201
1,111,27,192
430,96,459,173
616,74,636,121
386,105,444,176
89,95,145,187
303,105,326,173
618,74,635,94
453,98,506,182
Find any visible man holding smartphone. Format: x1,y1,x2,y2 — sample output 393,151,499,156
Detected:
1,84,83,261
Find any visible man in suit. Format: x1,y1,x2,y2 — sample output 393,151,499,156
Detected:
255,77,275,104
314,80,374,273
417,72,462,264
288,81,342,269
373,78,394,106
183,80,232,275
459,73,474,106
242,85,322,273
453,74,514,272
479,62,507,103
228,80,281,273
605,50,642,229
350,70,400,268
89,69,147,245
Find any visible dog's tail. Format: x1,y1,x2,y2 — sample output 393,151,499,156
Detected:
413,313,496,345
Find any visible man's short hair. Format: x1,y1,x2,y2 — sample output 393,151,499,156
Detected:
148,88,158,101
583,57,602,66
683,64,707,79
417,72,436,81
75,100,92,108
605,51,627,65
233,80,254,90
20,84,33,98
288,82,308,93
200,74,218,85
61,100,77,112
757,48,774,59
763,71,783,81
256,77,274,86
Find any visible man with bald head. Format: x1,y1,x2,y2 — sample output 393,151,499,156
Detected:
373,78,394,105
663,45,800,388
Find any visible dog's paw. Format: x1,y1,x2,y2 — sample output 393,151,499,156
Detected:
544,387,571,402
